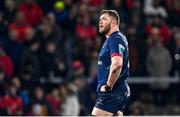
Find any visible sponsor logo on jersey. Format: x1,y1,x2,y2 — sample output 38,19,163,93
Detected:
119,44,125,54
98,61,103,65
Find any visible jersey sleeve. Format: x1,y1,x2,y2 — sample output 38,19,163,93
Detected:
108,37,125,58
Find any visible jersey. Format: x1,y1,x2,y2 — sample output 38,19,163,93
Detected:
97,31,129,92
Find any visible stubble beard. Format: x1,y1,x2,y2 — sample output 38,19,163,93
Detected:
99,23,111,35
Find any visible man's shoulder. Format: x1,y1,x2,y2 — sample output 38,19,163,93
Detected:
109,32,128,46
110,31,126,39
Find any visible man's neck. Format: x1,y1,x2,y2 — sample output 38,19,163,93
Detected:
105,28,119,38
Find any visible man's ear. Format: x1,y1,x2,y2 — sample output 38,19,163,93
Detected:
111,20,117,27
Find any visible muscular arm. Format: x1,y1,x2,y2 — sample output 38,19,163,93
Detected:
107,56,123,87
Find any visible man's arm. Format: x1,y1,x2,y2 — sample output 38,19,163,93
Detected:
100,37,125,92
100,56,123,92
107,56,122,88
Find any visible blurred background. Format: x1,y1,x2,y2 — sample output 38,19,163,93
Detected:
0,0,179,116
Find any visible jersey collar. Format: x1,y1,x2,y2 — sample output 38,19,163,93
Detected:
106,31,120,39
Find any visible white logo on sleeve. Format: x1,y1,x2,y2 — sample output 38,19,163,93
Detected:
118,44,125,54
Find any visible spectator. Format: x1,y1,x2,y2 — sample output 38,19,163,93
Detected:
11,77,30,107
59,83,80,116
30,86,52,116
50,1,69,28
0,46,14,78
9,11,32,44
46,13,62,35
0,83,24,115
146,36,172,77
2,28,24,75
46,88,61,115
41,39,67,78
147,27,161,47
145,15,171,46
45,13,63,45
78,1,88,16
3,0,17,24
72,60,85,79
18,0,43,27
20,36,41,78
36,19,60,44
75,15,97,41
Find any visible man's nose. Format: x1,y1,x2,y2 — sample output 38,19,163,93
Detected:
99,20,103,24
99,22,103,26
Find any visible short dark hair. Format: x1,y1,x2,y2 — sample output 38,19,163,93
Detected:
100,10,120,25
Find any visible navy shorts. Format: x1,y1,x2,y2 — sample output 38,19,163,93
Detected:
95,83,130,114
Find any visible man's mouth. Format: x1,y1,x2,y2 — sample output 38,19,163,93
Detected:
99,26,103,28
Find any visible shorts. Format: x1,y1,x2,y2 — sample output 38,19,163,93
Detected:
94,83,130,114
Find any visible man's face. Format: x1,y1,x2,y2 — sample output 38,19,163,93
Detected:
99,13,112,35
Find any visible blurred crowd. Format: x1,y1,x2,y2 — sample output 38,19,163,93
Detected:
0,0,179,115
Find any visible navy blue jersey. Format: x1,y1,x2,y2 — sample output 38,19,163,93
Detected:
97,31,129,92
